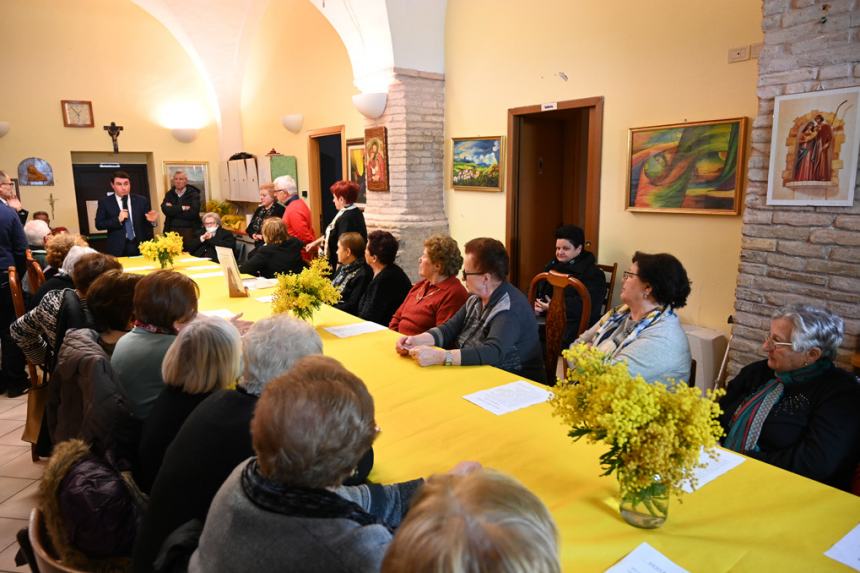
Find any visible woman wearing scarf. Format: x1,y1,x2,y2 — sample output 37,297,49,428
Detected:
305,180,367,272
331,232,372,315
247,186,286,249
575,252,691,385
720,305,860,491
397,238,545,384
189,355,426,573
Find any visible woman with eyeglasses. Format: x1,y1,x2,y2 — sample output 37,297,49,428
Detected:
719,305,860,491
574,252,691,385
396,238,545,384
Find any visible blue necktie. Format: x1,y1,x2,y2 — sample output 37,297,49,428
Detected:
122,196,135,241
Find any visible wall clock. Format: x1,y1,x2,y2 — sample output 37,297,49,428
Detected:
61,100,94,127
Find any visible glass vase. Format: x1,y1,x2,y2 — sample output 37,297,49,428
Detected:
619,478,669,529
157,252,174,269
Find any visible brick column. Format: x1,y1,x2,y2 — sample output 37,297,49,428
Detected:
728,0,860,375
363,68,449,282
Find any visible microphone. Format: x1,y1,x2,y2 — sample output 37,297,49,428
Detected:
122,195,129,210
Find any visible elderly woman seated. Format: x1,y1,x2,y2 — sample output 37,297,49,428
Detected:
239,217,303,278
187,212,237,263
332,231,372,315
720,305,860,491
396,238,545,384
24,219,51,267
574,252,691,385
389,234,468,335
357,230,412,326
189,355,423,572
135,315,243,493
111,271,199,421
30,238,89,308
382,469,560,573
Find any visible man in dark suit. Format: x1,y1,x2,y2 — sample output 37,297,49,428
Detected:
95,170,158,256
186,212,236,262
0,170,27,225
0,171,30,396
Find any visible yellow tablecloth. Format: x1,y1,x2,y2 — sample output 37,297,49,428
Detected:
122,256,860,572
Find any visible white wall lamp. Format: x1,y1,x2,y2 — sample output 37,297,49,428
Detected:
281,114,304,134
352,92,388,119
171,128,198,143
0,122,10,137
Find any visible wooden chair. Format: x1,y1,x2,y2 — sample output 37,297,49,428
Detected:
29,508,87,573
688,358,697,388
528,270,592,385
25,249,46,293
8,266,46,461
596,262,618,315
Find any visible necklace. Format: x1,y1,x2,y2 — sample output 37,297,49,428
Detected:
415,282,440,302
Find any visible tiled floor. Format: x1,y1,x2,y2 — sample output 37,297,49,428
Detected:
0,393,45,573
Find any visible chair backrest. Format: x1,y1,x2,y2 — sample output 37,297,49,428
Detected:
29,508,86,573
528,271,592,385
7,266,26,318
596,262,618,315
688,358,697,388
26,249,46,292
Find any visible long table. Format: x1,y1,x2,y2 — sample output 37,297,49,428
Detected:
124,256,860,572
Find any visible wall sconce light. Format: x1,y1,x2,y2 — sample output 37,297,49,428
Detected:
281,114,303,134
171,128,198,143
352,92,388,119
0,122,10,137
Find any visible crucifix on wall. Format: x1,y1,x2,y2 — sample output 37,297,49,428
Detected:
103,121,124,153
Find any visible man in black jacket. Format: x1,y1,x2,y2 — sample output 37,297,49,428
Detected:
186,212,236,262
0,170,29,396
161,170,201,248
0,170,27,225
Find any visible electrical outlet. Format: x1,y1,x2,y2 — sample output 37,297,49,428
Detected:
728,45,750,63
750,43,763,59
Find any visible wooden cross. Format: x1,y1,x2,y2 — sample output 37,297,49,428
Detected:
103,121,124,153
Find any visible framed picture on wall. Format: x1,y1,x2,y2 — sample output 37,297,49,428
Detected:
766,86,860,206
163,161,210,206
364,126,389,192
452,136,504,192
626,117,747,215
346,138,367,206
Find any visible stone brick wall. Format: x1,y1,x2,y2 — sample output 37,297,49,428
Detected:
728,0,860,376
363,68,450,282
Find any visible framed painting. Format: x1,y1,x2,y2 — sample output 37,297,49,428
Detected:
346,138,367,206
452,136,504,192
163,161,209,206
766,86,860,206
17,157,54,186
364,126,389,192
626,117,747,214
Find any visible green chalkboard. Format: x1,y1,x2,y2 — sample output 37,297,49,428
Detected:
270,155,298,188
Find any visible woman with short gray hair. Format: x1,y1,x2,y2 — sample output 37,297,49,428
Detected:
719,304,860,490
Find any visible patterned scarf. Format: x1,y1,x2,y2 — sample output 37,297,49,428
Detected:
133,320,177,335
724,359,832,453
240,458,388,530
332,259,366,292
592,304,671,357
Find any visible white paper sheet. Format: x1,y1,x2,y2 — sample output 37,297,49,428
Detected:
681,447,745,493
123,265,156,272
463,381,552,416
188,271,224,279
85,201,105,234
324,322,388,338
200,309,236,319
243,277,278,290
187,264,221,271
605,542,689,573
256,295,273,303
176,256,210,263
825,523,860,572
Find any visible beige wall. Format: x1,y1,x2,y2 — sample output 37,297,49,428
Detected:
0,0,220,233
444,0,762,333
241,0,366,198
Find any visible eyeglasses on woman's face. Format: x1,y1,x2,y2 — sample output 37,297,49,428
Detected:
622,270,639,281
763,334,793,350
461,270,483,281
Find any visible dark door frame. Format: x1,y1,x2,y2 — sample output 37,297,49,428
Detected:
505,96,604,283
307,125,346,235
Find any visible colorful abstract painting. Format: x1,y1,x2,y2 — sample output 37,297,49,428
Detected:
767,86,859,206
452,136,504,192
346,138,367,205
627,118,746,214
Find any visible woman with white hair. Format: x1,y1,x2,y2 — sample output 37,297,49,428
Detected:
720,304,860,490
187,212,236,262
134,315,243,493
24,219,51,267
30,237,89,308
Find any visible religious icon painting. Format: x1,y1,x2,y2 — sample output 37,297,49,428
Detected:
17,157,54,186
626,118,746,215
767,86,860,206
364,127,389,192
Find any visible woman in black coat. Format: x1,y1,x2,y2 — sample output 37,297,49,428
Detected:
240,218,304,278
305,180,367,272
358,231,412,326
331,232,372,315
247,187,286,249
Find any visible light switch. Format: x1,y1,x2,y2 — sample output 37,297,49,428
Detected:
728,45,750,63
